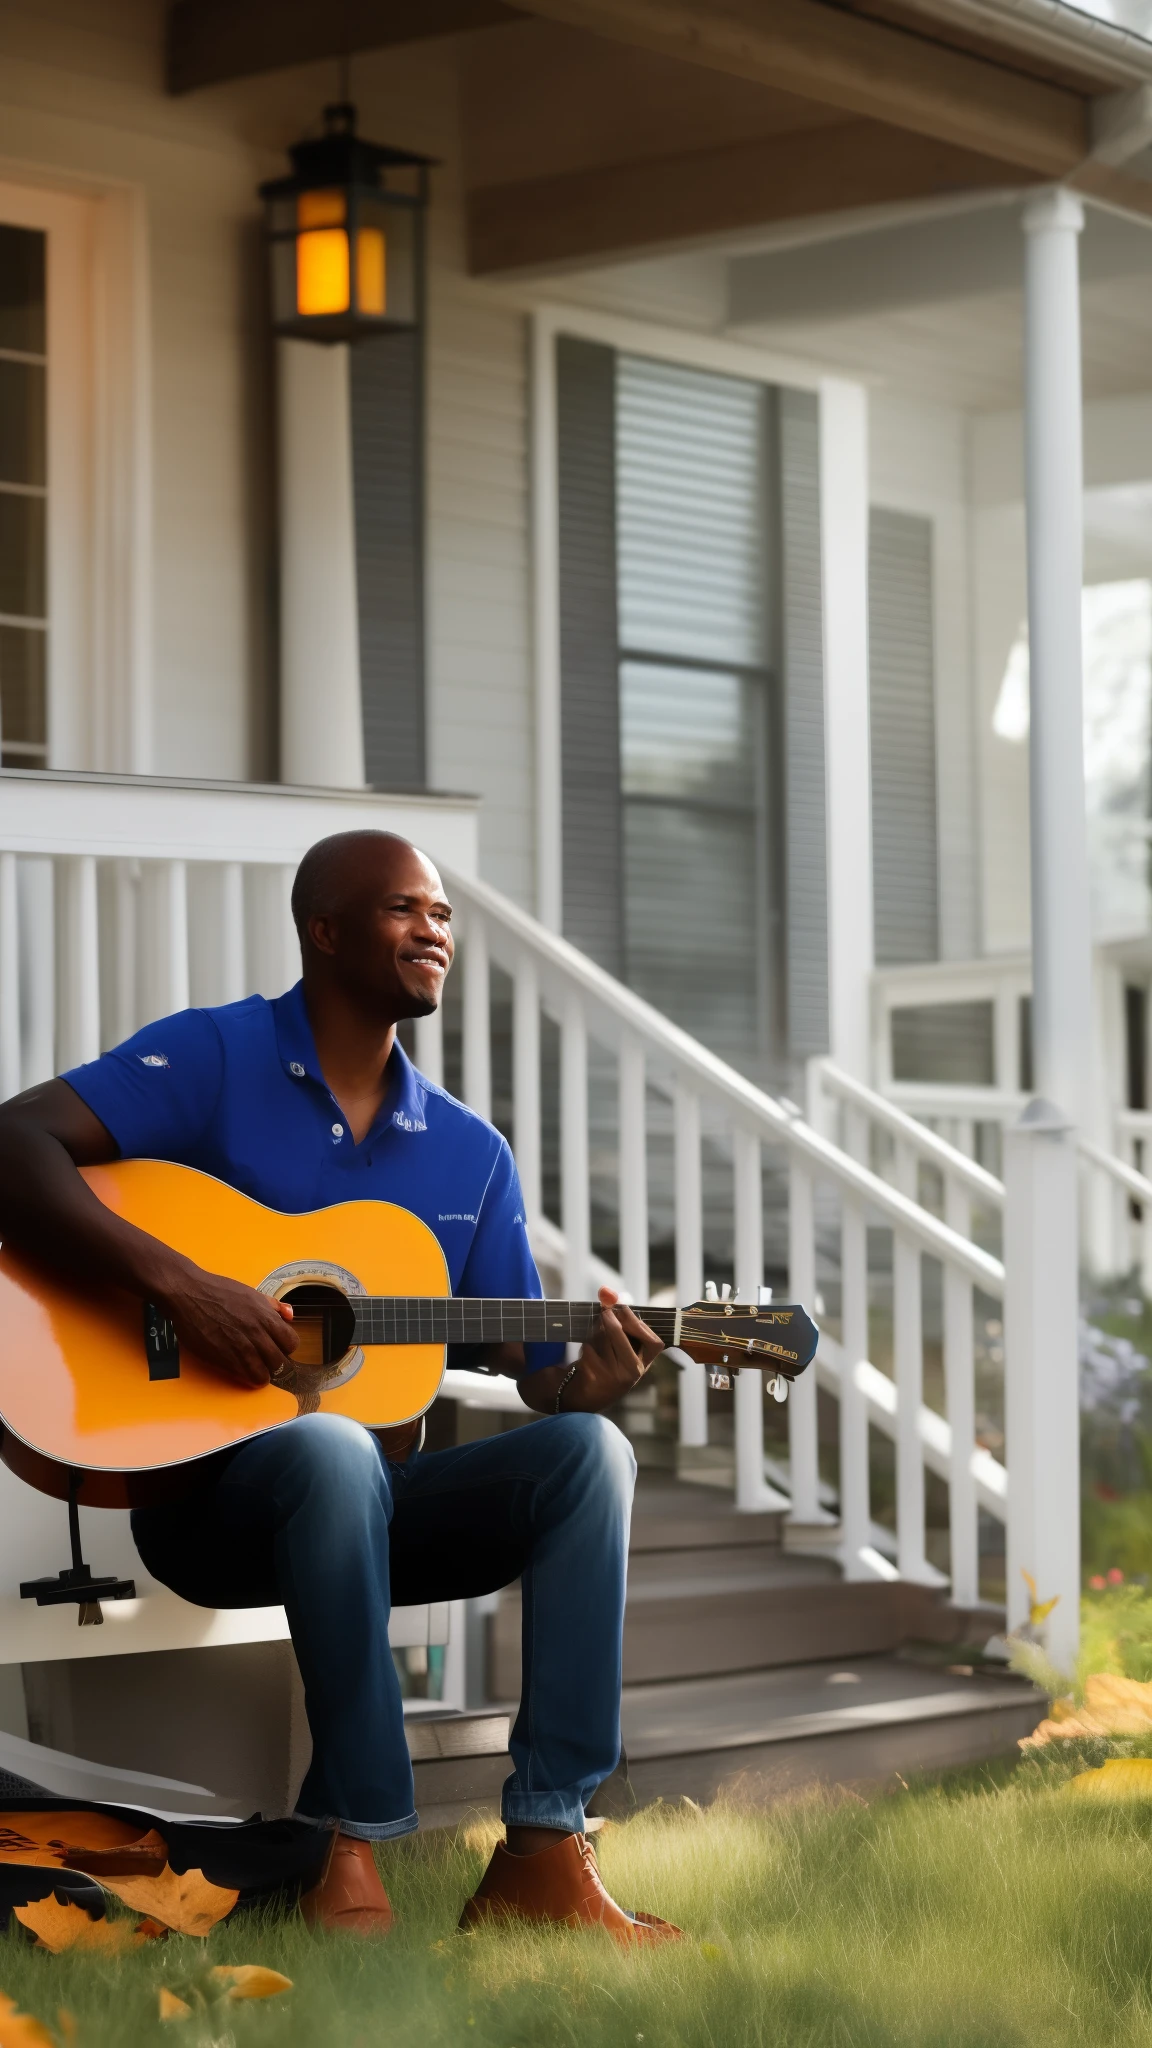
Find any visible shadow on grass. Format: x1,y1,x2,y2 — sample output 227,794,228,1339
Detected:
3,1766,1152,2045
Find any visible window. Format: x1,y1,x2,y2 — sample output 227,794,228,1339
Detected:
554,330,832,1078
615,356,774,1055
0,224,47,767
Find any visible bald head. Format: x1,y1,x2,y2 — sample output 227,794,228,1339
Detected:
290,830,425,937
291,831,454,1022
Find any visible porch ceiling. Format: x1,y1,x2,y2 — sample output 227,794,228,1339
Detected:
166,0,1152,278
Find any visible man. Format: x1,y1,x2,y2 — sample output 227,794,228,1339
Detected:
0,831,679,1943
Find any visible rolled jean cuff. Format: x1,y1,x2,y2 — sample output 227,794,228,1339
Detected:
293,1808,420,1843
501,1791,586,1835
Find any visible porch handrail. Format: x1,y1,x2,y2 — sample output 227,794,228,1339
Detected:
816,1059,1005,1210
443,869,1006,1297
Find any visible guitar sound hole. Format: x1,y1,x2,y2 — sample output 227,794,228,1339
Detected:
281,1284,358,1367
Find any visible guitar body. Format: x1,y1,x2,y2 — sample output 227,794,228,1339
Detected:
0,1160,450,1508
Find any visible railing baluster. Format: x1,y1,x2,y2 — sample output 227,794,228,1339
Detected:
618,1034,648,1304
511,954,540,1222
944,1175,979,1606
734,1124,782,1512
0,853,20,1101
220,862,245,1005
18,858,55,1086
140,860,189,1023
413,1006,444,1089
840,1194,871,1577
560,993,590,1299
113,861,138,1044
674,1080,707,1448
57,855,100,1070
462,915,491,1121
893,1139,928,1581
787,1156,821,1523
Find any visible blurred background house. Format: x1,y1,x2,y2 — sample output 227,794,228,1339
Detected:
1,0,1150,1818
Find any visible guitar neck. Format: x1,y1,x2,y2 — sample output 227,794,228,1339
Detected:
350,1299,680,1349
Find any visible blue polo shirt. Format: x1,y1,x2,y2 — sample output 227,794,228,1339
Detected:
63,982,562,1374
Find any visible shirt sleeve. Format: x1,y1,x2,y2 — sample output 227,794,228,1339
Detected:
62,1010,226,1164
452,1134,565,1375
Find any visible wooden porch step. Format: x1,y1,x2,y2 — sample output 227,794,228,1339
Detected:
406,1707,511,1831
608,1657,1045,1808
629,1477,787,1553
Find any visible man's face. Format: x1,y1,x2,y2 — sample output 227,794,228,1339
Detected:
306,843,454,1020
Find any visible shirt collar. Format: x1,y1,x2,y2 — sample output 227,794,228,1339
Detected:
272,981,428,1136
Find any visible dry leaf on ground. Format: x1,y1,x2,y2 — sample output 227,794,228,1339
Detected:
157,1989,192,2023
0,1991,59,2046
12,1897,156,1955
96,1867,237,1937
209,1967,292,2002
1060,1757,1152,1798
1021,1672,1152,1747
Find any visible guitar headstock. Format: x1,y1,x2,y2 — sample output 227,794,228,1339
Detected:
674,1296,819,1390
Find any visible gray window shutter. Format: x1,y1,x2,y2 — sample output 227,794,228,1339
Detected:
869,507,939,966
779,388,829,1059
557,335,623,975
349,330,425,788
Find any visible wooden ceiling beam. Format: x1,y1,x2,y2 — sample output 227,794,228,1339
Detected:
508,0,1088,179
467,119,1037,274
166,0,520,95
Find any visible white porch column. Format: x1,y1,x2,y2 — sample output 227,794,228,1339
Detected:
1022,190,1092,1128
819,378,873,1080
278,339,366,790
1004,1101,1081,1672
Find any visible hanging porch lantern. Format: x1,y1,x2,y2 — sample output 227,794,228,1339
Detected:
260,103,430,344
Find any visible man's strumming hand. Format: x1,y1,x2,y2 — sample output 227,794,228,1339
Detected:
159,1264,299,1389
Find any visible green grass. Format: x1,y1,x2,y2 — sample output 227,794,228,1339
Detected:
12,1774,1152,2046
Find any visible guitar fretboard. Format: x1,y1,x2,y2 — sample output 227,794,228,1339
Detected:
349,1299,681,1349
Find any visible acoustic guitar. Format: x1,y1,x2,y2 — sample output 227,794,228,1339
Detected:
0,1159,818,1515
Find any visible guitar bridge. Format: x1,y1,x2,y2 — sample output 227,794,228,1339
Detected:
143,1302,180,1380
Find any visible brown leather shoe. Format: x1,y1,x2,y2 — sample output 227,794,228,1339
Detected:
301,1834,394,1936
458,1832,680,1945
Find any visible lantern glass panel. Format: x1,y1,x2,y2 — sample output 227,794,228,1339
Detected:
361,195,416,325
297,227,350,316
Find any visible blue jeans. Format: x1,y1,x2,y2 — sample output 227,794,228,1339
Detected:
131,1410,636,1840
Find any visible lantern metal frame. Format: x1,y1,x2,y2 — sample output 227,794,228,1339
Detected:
260,102,431,346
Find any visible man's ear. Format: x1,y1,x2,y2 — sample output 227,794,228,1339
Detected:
306,914,339,958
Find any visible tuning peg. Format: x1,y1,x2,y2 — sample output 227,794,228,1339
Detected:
768,1374,789,1403
757,1285,774,1305
720,1282,732,1301
704,1280,719,1301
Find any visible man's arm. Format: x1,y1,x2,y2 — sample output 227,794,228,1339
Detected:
0,1081,297,1387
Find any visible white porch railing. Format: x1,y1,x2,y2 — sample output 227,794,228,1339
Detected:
871,946,1152,1281
436,869,1009,1600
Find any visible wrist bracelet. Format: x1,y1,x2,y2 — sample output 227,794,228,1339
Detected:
554,1362,580,1413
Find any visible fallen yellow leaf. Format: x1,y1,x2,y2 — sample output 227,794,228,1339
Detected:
157,1989,192,2023
97,1866,237,1937
12,1896,149,1955
209,1966,293,2002
1061,1758,1152,1798
0,1992,58,2046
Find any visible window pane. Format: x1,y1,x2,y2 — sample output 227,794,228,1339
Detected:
0,226,46,356
621,659,757,807
616,354,768,668
0,623,46,756
0,359,45,487
623,800,761,1050
0,492,46,618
